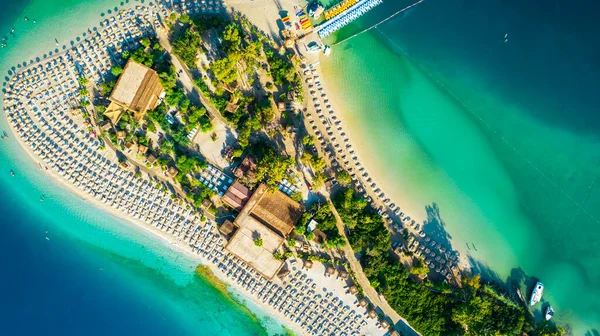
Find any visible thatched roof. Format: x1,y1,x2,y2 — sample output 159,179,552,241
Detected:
338,269,349,279
249,184,303,237
167,166,179,177
224,183,304,279
368,310,377,319
219,220,238,238
326,265,336,275
277,268,290,280
312,229,327,245
380,320,390,329
234,155,256,180
304,259,313,269
146,154,157,164
389,330,401,336
99,120,113,132
104,101,126,125
348,285,358,294
109,59,164,120
116,130,126,139
359,298,368,307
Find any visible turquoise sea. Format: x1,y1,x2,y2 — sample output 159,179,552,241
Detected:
322,0,600,334
0,0,286,335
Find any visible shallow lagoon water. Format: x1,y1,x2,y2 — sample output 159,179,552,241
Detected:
322,0,600,333
0,0,286,335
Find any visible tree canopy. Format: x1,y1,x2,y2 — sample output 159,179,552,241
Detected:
111,66,123,77
211,57,238,84
172,29,202,68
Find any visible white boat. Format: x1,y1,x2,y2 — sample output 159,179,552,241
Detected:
545,305,554,320
530,281,544,306
323,45,331,56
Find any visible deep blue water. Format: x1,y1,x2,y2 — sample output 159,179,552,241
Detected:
0,191,188,336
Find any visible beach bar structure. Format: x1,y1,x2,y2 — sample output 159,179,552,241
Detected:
224,184,304,279
317,0,383,38
108,59,164,122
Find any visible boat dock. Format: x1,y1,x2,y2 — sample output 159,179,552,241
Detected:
316,0,384,38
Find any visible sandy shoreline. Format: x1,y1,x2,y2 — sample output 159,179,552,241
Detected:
8,120,305,335
3,1,403,334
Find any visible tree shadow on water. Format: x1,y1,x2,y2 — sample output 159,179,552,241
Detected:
422,202,453,254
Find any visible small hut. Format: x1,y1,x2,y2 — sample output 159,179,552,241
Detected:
99,120,112,132
358,298,368,308
138,144,148,154
304,259,313,269
389,330,401,336
326,265,336,277
367,310,377,319
219,220,238,239
116,130,126,140
277,268,291,280
167,166,179,178
146,154,157,165
338,269,349,280
348,285,358,295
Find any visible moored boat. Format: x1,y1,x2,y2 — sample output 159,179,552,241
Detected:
530,281,544,306
545,305,554,320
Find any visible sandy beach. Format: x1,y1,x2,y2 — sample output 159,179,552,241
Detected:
3,2,388,335
8,105,309,335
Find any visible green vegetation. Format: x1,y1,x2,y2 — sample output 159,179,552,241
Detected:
311,171,327,189
254,238,263,247
336,170,352,187
302,135,314,147
311,203,346,249
172,28,202,68
252,144,294,189
77,77,88,86
111,65,123,77
211,57,238,84
264,49,297,86
99,80,116,96
333,187,536,335
140,37,151,48
409,258,429,277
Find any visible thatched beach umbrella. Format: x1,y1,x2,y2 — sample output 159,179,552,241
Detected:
304,260,313,269
380,319,390,329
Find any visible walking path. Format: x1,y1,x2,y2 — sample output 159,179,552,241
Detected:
326,197,421,336
155,27,228,125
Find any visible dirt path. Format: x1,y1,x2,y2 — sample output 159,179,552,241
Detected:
156,27,228,125
326,197,421,336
